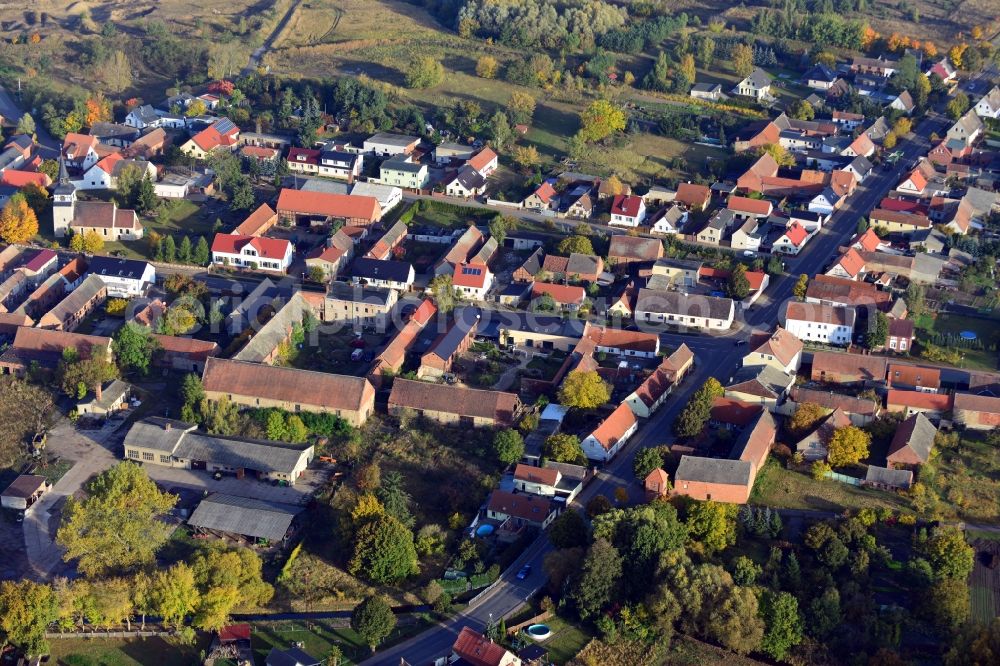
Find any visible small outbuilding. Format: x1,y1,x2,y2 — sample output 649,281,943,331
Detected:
1,475,50,510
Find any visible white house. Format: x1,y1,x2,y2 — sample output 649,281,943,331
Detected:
444,167,487,198
124,105,161,129
350,257,415,291
789,210,827,233
378,155,430,190
581,403,638,462
733,68,773,101
62,133,100,171
782,301,855,346
650,205,687,235
350,182,403,213
363,133,420,157
844,156,873,183
803,64,839,90
975,86,1000,119
690,83,723,101
771,222,810,255
634,289,735,329
76,155,156,191
609,194,646,227
743,326,803,374
451,262,493,300
88,257,156,297
433,142,476,164
808,187,842,215
211,234,294,273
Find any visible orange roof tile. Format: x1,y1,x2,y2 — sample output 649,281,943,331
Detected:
531,281,585,305
588,403,638,450
276,189,380,222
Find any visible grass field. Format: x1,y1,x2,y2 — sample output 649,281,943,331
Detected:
45,634,211,666
750,459,910,514
251,620,370,665
913,312,1000,371
922,432,1000,524
523,616,592,664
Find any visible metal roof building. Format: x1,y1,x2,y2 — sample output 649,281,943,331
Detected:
188,494,303,542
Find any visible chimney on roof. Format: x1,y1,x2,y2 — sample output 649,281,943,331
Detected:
164,422,172,431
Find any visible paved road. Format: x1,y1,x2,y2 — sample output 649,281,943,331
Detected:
361,116,949,665
0,84,59,156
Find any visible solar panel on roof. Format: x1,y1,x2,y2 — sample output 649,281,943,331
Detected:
214,118,236,134
462,266,482,275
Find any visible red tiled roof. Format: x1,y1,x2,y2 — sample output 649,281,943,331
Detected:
533,181,557,203
886,389,951,412
810,351,888,383
782,221,809,247
152,334,219,360
277,189,380,221
750,326,802,366
832,247,866,278
887,364,941,390
452,262,490,289
191,120,239,152
900,168,927,191
879,197,927,214
727,195,772,216
830,170,856,197
410,298,437,326
234,203,278,236
452,627,512,666
849,133,874,155
389,378,519,425
711,396,764,427
1,170,50,188
870,208,931,229
211,233,291,261
583,323,659,353
675,182,711,207
611,194,643,217
531,281,585,305
513,463,559,487
287,147,320,165
63,132,97,157
306,245,346,264
853,228,882,252
240,145,279,159
785,301,853,325
466,147,497,173
588,403,637,450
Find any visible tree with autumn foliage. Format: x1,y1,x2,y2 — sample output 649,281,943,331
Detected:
0,193,38,243
758,143,795,167
84,94,112,127
949,44,968,69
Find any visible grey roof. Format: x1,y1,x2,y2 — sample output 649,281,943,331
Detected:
888,298,908,319
265,646,321,666
691,82,722,93
864,465,913,488
518,247,544,276
676,456,752,486
492,310,587,339
131,105,160,124
189,494,303,542
848,155,873,174
79,379,131,410
366,132,420,147
232,292,311,363
124,417,313,475
804,64,837,82
89,122,140,140
707,208,735,230
728,364,794,399
962,187,998,217
742,67,773,89
889,412,936,463
327,281,394,306
654,257,703,272
635,288,734,322
300,178,351,196
864,117,891,141
427,307,479,360
88,256,152,281
565,252,601,276
350,257,413,283
319,150,358,167
42,274,106,325
381,155,424,173
471,236,498,265
452,165,486,190
123,417,193,453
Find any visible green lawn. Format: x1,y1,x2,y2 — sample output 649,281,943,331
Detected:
913,312,1000,371
45,635,211,666
750,459,911,514
521,616,592,665
410,200,496,230
251,620,369,665
922,432,1000,524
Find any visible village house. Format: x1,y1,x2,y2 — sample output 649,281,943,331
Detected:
886,413,936,467
624,344,694,419
803,64,839,90
795,407,852,461
650,258,701,288
690,82,724,100
886,390,951,419
123,417,314,485
523,181,557,211
782,301,854,346
88,122,141,148
581,402,639,462
513,462,586,503
389,378,521,428
452,262,493,300
607,235,664,268
0,326,113,376
674,411,776,504
869,208,932,233
945,109,984,148
725,364,795,411
434,226,486,276
534,252,603,283
367,299,436,384
418,308,478,378
377,154,430,191
75,154,156,191
151,334,219,373
211,234,294,274
649,205,687,235
887,363,941,393
62,133,100,171
728,195,772,219
974,86,1000,119
635,289,735,329
772,221,810,255
952,392,1000,430
36,274,108,331
87,256,155,297
743,327,803,374
201,357,376,426
788,386,880,426
810,351,887,385
276,189,381,227
887,318,914,353
363,133,420,157
674,183,712,211
733,68,773,100
609,194,646,227
349,257,415,291
445,166,487,198
323,282,397,331
180,118,240,159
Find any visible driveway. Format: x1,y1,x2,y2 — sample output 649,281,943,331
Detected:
144,465,329,506
23,418,123,581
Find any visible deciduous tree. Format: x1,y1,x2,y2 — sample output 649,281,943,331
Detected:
732,43,755,77
428,274,457,313
352,595,397,652
686,501,738,555
475,55,498,79
99,50,133,92
726,264,751,300
0,580,57,655
557,235,594,255
15,113,36,136
348,515,418,584
548,509,589,549
507,91,536,125
57,462,177,576
865,311,889,349
558,370,611,409
826,426,871,467
60,346,118,399
543,433,585,464
633,448,664,481
759,590,804,660
577,99,626,143
920,527,974,580
113,322,160,375
405,56,444,89
788,402,829,437
0,193,39,243
793,273,809,301
0,378,54,467
512,145,540,170
569,538,622,620
493,429,524,464
149,563,200,629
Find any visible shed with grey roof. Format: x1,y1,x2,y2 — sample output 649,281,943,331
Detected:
188,494,303,542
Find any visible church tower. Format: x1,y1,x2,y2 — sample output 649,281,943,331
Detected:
52,156,76,237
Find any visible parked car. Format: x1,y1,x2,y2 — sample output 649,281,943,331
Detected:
517,565,532,580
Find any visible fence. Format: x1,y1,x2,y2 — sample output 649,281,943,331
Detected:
824,470,862,486
506,609,552,637
46,630,172,639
